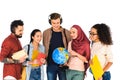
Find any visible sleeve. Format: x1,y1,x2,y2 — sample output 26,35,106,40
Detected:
68,41,72,53
0,40,12,61
65,29,71,43
40,45,45,53
0,41,20,63
23,45,28,53
22,45,29,66
43,30,48,47
43,31,46,46
41,65,44,80
105,45,113,62
43,29,50,55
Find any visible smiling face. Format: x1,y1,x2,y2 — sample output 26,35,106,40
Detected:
89,28,99,42
70,27,78,39
51,18,61,32
32,31,42,44
14,25,24,38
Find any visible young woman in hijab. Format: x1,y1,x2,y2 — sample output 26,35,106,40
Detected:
66,25,91,80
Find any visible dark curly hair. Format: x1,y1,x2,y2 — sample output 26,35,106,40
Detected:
92,23,113,45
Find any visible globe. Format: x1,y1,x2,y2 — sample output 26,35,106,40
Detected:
52,47,69,64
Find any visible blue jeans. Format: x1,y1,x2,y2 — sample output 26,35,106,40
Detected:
102,71,111,80
93,71,111,80
29,67,41,80
89,68,111,80
47,64,66,80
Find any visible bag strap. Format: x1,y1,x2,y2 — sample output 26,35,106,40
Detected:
27,44,30,55
26,44,30,61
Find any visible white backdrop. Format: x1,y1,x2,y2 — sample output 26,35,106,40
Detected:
0,0,120,80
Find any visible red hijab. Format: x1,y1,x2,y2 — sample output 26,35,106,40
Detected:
71,25,91,74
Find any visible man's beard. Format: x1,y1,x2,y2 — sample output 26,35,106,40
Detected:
15,34,22,38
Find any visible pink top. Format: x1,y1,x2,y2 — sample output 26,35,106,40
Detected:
68,41,85,71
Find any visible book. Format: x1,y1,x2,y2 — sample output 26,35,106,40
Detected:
37,52,46,60
90,55,104,80
12,49,28,60
31,51,46,67
31,50,39,61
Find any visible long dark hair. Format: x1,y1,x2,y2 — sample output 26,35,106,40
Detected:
30,29,41,43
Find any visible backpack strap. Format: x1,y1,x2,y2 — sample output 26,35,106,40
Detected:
26,44,30,61
27,44,30,55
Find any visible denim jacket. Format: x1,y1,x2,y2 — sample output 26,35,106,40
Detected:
23,43,45,80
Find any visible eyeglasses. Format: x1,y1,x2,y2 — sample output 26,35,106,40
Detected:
89,31,97,36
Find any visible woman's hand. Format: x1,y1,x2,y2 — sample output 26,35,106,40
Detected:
70,50,88,63
28,59,39,64
29,58,46,65
19,55,27,63
40,58,46,64
69,50,77,57
89,59,93,65
98,77,102,80
81,57,88,63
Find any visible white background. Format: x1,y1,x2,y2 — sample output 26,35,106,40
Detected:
0,0,120,80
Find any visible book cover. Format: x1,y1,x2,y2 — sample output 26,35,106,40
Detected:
36,52,46,65
12,49,28,60
31,51,46,67
90,55,104,80
37,52,46,59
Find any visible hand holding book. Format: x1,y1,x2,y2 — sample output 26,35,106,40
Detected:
36,52,46,65
30,52,46,66
12,49,28,63
90,55,104,80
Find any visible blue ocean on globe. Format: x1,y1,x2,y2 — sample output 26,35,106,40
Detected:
52,47,69,64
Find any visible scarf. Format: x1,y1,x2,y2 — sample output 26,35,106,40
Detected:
71,25,90,74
